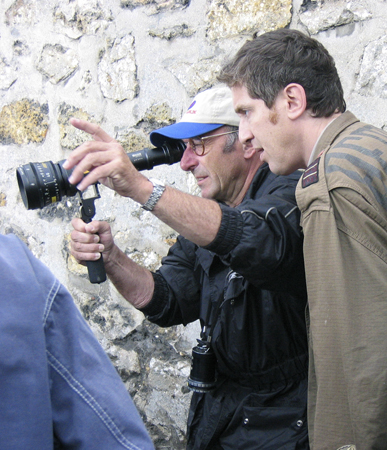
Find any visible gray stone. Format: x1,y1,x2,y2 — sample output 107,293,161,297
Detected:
98,35,138,102
36,44,79,84
120,0,189,14
299,1,372,35
5,0,39,26
356,36,387,98
53,0,113,40
114,127,151,153
0,57,17,90
107,345,142,376
168,57,223,97
148,23,195,40
146,357,191,439
206,0,292,41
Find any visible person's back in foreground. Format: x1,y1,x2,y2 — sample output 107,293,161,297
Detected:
0,233,154,450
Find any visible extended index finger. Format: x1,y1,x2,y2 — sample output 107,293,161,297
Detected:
70,118,115,144
63,119,117,171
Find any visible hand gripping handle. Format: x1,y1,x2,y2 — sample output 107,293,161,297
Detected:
85,257,106,284
79,187,107,284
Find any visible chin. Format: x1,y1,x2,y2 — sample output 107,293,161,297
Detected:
267,161,293,176
201,189,217,200
267,163,282,175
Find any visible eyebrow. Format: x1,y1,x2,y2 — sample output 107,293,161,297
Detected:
234,104,248,114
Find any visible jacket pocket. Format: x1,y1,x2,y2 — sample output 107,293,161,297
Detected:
219,393,309,450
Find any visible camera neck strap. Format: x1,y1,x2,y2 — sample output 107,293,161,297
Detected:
201,296,223,343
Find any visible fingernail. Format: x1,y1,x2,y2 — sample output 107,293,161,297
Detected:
62,160,69,169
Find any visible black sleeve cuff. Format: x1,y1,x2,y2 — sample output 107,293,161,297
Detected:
139,272,169,317
203,204,243,255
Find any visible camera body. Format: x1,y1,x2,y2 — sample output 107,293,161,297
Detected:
188,339,217,393
16,140,186,284
16,140,186,210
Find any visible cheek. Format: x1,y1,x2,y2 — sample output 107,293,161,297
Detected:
206,166,226,195
249,116,263,136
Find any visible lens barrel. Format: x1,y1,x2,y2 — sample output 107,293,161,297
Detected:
16,160,77,210
188,341,217,393
128,140,185,171
16,140,185,211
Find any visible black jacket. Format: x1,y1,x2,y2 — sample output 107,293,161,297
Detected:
141,164,309,449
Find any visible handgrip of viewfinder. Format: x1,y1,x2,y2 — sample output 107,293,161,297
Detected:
82,211,106,284
79,187,107,284
86,258,106,284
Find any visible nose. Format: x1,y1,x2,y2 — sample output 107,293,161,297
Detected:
180,145,199,172
238,119,254,146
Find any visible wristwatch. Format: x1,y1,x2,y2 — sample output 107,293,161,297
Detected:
141,178,166,211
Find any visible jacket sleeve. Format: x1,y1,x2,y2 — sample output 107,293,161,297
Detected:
140,236,202,327
204,169,306,295
141,168,306,323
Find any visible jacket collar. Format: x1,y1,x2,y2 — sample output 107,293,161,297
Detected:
308,111,359,165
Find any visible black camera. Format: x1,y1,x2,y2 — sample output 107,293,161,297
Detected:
15,140,185,284
16,140,186,210
188,339,217,393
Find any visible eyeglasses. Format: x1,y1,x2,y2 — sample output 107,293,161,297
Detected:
184,130,239,156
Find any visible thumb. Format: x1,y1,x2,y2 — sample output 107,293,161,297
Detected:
85,220,111,234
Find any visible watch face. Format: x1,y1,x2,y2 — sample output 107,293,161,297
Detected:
150,178,165,187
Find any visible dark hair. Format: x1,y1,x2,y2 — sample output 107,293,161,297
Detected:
218,29,346,118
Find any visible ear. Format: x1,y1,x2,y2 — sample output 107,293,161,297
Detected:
243,145,258,160
283,83,307,120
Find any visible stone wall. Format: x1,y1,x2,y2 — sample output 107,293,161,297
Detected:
1,0,387,448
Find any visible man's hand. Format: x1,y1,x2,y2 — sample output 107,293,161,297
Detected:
70,217,155,309
70,218,115,265
65,119,221,248
63,118,150,201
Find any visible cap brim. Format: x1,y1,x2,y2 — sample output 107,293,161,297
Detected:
150,122,223,147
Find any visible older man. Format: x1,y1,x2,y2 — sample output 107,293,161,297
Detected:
67,86,309,449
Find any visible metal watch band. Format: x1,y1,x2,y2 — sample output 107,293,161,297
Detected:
141,178,166,211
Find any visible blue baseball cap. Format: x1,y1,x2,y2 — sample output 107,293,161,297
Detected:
150,85,240,147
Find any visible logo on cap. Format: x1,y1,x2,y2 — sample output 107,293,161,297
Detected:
186,100,197,115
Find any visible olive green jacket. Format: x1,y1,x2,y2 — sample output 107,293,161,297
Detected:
296,111,387,450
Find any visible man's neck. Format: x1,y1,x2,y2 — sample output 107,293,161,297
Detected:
304,113,342,167
227,160,263,207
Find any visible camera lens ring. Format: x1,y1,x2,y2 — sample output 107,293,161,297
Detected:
16,160,77,210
